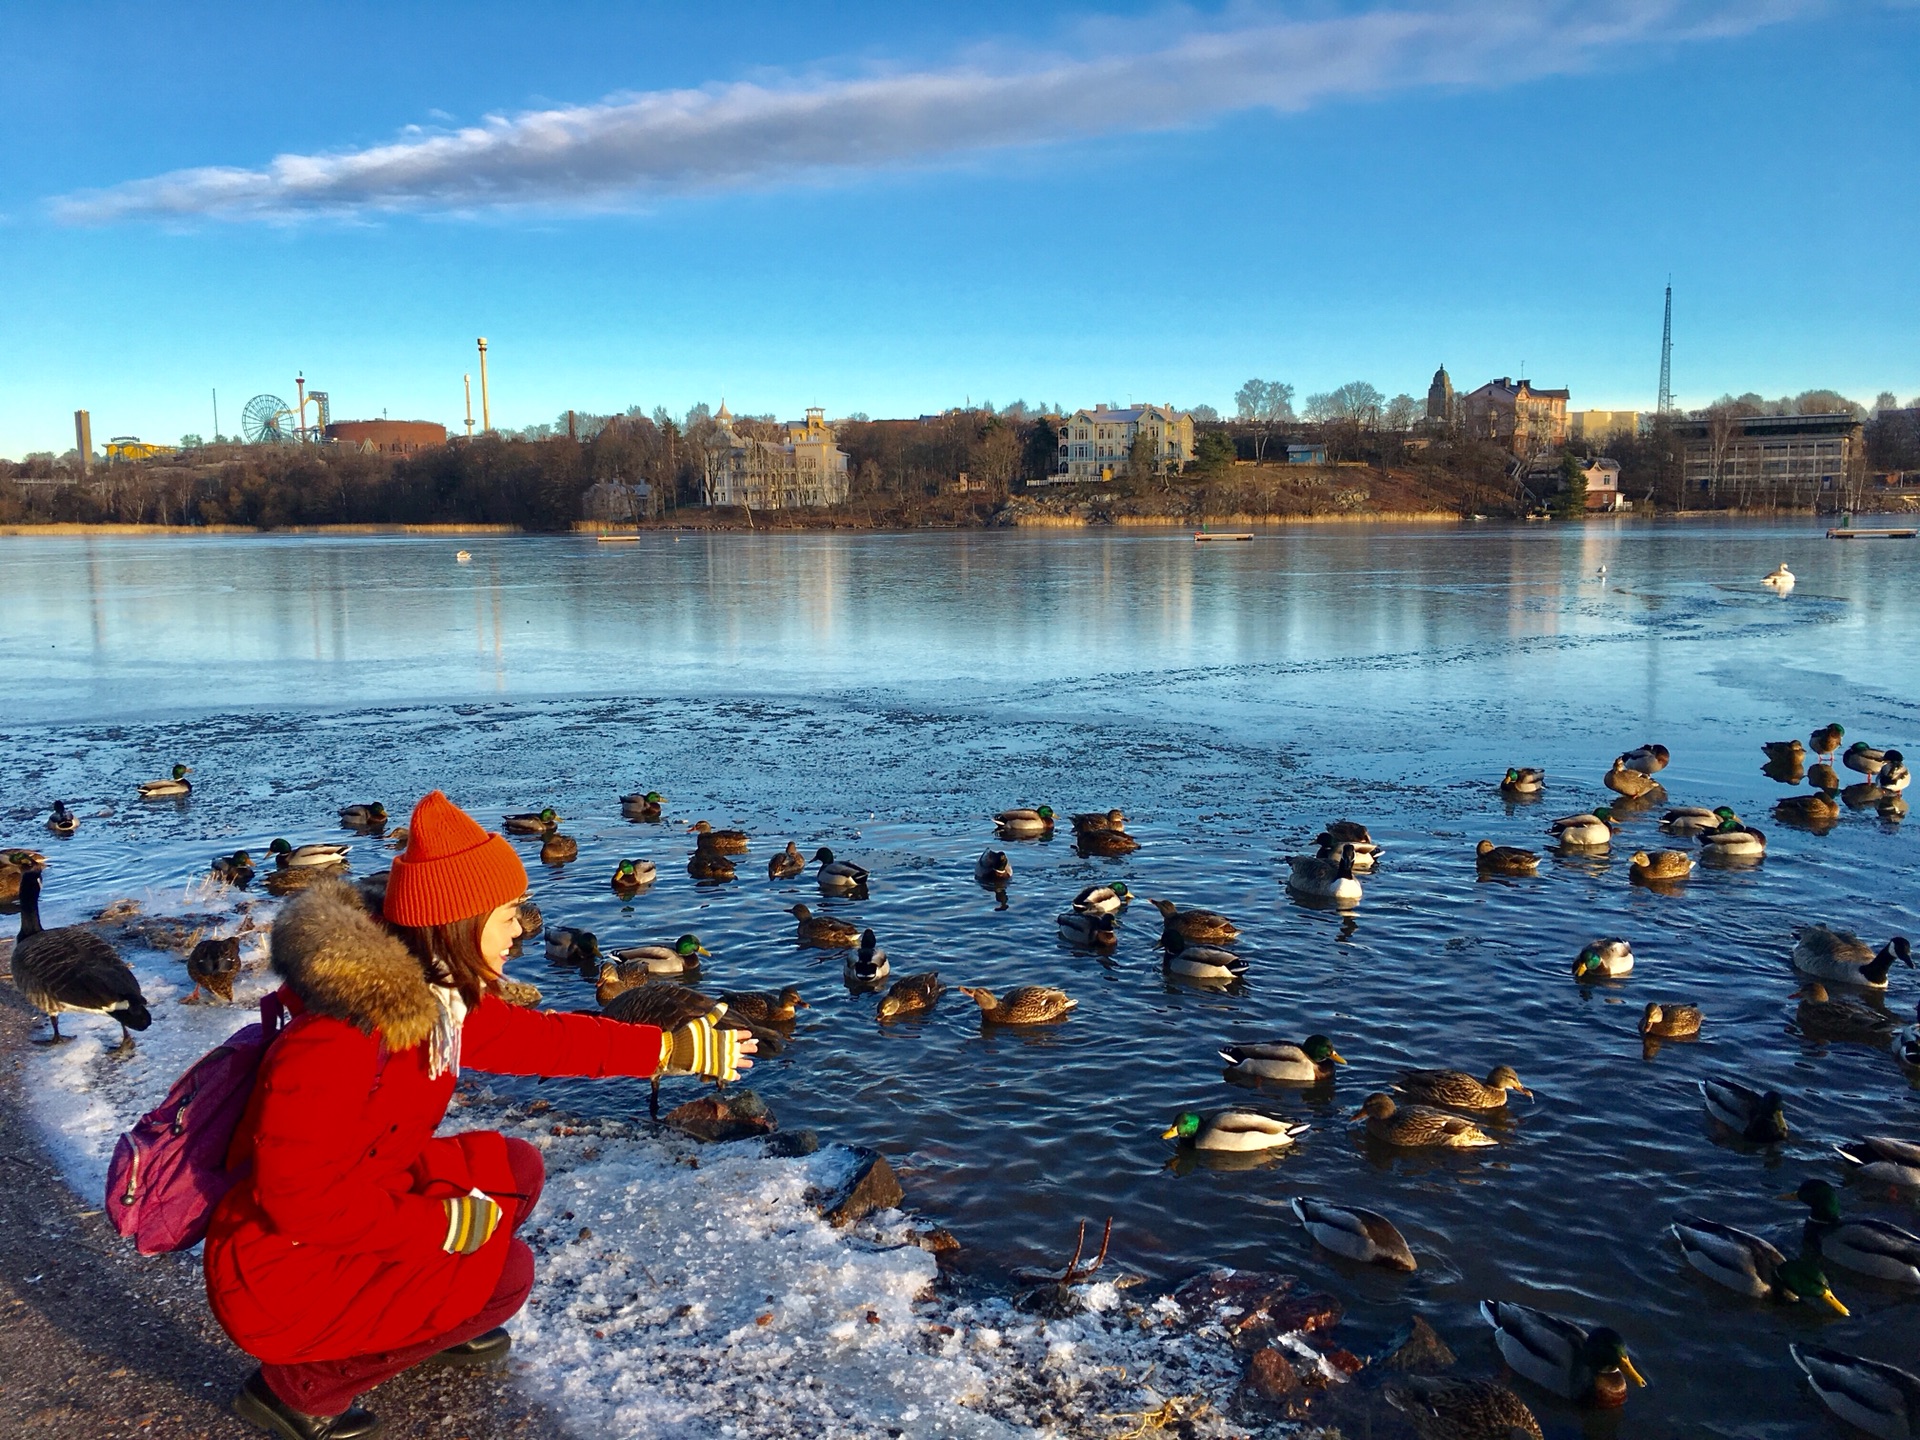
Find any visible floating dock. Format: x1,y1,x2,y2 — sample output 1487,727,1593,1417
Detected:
596,534,642,543
1827,527,1916,539
1194,532,1254,542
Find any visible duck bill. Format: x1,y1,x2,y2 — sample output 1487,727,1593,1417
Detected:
1328,1051,1348,1065
697,946,712,956
1159,1125,1181,1141
1618,1353,1648,1388
1821,1292,1850,1316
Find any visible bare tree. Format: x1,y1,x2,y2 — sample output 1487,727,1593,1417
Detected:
1235,379,1295,462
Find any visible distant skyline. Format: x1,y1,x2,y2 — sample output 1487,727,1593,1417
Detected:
2,1,1915,456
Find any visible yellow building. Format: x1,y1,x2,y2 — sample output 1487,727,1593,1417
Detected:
701,404,850,509
1055,405,1195,482
1570,410,1641,444
1462,379,1570,457
103,436,171,462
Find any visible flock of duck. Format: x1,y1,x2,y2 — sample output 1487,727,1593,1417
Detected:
5,726,1919,1439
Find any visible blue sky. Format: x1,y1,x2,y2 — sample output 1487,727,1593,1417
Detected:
1,1,1915,456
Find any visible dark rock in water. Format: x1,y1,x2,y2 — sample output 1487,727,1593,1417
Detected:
1317,1347,1365,1376
664,1094,778,1143
763,1129,821,1158
727,1089,769,1120
907,1225,960,1258
808,1148,904,1227
1380,1314,1456,1373
1268,1291,1344,1336
1243,1346,1299,1399
1173,1268,1298,1319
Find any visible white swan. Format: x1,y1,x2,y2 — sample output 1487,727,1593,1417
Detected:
1763,563,1794,589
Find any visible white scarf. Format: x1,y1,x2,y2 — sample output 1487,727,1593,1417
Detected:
427,983,468,1080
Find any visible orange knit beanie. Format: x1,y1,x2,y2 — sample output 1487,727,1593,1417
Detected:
383,791,528,928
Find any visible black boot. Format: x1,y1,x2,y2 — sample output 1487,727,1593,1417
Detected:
426,1326,512,1368
232,1370,383,1439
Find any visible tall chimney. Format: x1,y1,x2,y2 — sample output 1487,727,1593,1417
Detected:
74,410,92,476
464,374,474,438
476,338,491,432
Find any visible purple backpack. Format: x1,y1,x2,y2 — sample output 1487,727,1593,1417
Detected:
106,992,292,1255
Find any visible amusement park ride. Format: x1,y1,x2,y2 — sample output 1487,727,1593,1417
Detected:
240,374,330,444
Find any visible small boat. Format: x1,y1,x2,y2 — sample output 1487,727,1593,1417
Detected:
1194,531,1254,542
596,534,641,543
1828,527,1917,539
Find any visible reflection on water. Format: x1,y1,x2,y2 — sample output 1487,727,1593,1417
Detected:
2,520,1917,1437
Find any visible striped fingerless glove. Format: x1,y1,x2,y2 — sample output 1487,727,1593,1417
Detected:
660,1005,745,1082
441,1190,503,1255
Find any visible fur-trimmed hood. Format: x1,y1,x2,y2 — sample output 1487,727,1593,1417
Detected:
270,880,439,1050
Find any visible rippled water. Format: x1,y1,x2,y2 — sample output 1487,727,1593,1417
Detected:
3,522,1917,1437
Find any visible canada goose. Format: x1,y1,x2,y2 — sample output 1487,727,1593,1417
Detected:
138,764,192,798
876,971,943,1021
1700,1077,1788,1142
767,842,806,879
974,849,1012,886
600,983,768,1110
184,936,241,1004
46,801,78,837
1286,844,1362,904
1478,1301,1645,1406
1792,927,1911,990
11,867,151,1047
1291,1197,1416,1272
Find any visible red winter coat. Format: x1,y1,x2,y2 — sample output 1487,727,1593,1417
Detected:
204,881,661,1364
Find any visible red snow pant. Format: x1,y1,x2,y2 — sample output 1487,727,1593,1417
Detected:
258,1137,544,1417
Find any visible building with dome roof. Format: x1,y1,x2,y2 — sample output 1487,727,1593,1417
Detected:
1425,366,1454,423
700,403,850,509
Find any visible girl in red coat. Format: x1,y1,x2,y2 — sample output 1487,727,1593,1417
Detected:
208,791,752,1440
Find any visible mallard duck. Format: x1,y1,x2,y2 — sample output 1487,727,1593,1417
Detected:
720,986,807,1025
1475,839,1538,876
138,764,192,798
1397,1065,1531,1110
183,936,241,1004
1549,807,1617,847
1319,818,1378,847
1499,767,1544,796
544,927,599,966
1763,562,1794,589
1618,743,1671,775
1791,1345,1920,1440
1833,1136,1920,1191
0,853,26,908
1573,938,1635,979
1056,911,1118,949
11,867,151,1047
812,847,868,894
1311,834,1379,871
263,865,329,896
994,806,1055,838
687,834,737,882
876,971,942,1021
1352,1093,1495,1148
1661,804,1737,836
515,897,543,936
621,791,665,821
1162,1109,1307,1153
46,801,78,837
1164,943,1246,981
1383,1376,1541,1440
1879,751,1911,792
1791,982,1897,1043
975,849,1012,886
846,929,889,987
1699,819,1766,860
611,858,658,894
338,803,387,829
789,902,860,947
210,850,256,885
1077,827,1139,857
1629,848,1692,883
1811,723,1846,758
497,978,543,1008
1147,898,1238,945
1809,761,1842,792
1220,1035,1345,1084
385,826,410,849
1790,1180,1920,1286
1072,882,1131,914
1844,742,1890,776
611,934,708,976
1291,1196,1415,1271
1763,739,1807,764
1671,1217,1847,1310
1286,844,1362,904
1070,808,1127,834
1792,927,1912,989
268,838,350,869
1640,1002,1702,1038
686,820,750,853
1701,1077,1788,1141
1898,1009,1920,1069
594,960,647,1006
956,984,1075,1025
503,807,560,835
1603,758,1662,798
1479,1301,1646,1406
767,842,806,879
539,833,578,865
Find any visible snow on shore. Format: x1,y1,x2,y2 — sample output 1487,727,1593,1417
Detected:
16,903,1292,1440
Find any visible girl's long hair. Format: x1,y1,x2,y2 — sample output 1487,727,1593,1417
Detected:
388,912,495,1008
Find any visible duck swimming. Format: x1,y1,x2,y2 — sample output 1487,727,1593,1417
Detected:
1698,819,1766,860
974,849,1012,886
1070,808,1127,835
955,984,1075,1025
611,858,659,895
813,847,869,895
1219,1035,1345,1084
337,803,387,829
1788,1179,1920,1287
1574,938,1635,980
1162,1109,1307,1153
1629,849,1693,884
1603,758,1663,799
789,903,860,948
767,842,806,879
611,934,709,976
1661,805,1737,837
1291,1197,1416,1272
687,833,737,882
1762,563,1794,589
1549,807,1617,847
539,833,579,865
1640,1002,1702,1038
1352,1093,1495,1148
137,764,192,798
1790,982,1897,1043
621,791,665,821
1286,844,1362,904
1700,1077,1788,1142
1479,1302,1646,1407
1396,1065,1531,1110
1500,767,1544,797
1670,1217,1846,1311
1792,927,1911,989
1148,898,1239,945
1163,942,1247,982
1832,1136,1920,1191
503,807,560,835
1071,882,1131,914
994,806,1055,838
1475,839,1539,877
268,839,350,869
846,929,889,987
1791,1346,1920,1440
1056,911,1118,950
46,801,78,837
876,971,943,1021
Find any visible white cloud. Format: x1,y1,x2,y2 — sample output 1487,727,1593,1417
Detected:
53,0,1812,222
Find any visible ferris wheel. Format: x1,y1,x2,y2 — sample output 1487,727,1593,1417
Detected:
241,393,298,445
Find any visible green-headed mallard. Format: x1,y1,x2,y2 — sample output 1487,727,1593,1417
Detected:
1352,1093,1495,1148
767,841,806,879
846,929,889,987
1220,1035,1345,1084
138,764,192,798
184,936,241,1005
1640,1001,1702,1038
1811,723,1846,758
539,832,578,865
1789,1179,1920,1286
1792,927,1912,990
1833,1136,1920,1191
1072,882,1131,915
1671,1217,1847,1311
812,846,868,894
1475,839,1538,876
1383,1376,1541,1440
612,933,708,976
1791,982,1897,1043
503,807,560,835
46,801,78,837
1629,848,1692,884
877,971,942,1021
545,926,599,967
686,820,749,853
1574,938,1635,980
1286,844,1363,904
1880,751,1911,793
338,802,387,829
1397,1065,1531,1110
1479,1301,1645,1406
1148,898,1238,945
10,866,151,1047
788,902,859,948
1661,804,1737,837
1618,743,1670,775
1164,942,1246,982
268,838,350,869
1077,827,1139,857
1699,819,1766,861
1499,767,1544,797
1844,742,1890,776
1763,738,1807,764
1701,1076,1788,1141
621,791,665,821
1056,911,1117,949
1291,1196,1415,1271
1070,808,1127,834
994,806,1055,838
1161,1109,1306,1153
687,834,737,882
611,858,658,895
1791,1345,1920,1440
975,848,1012,886
1603,758,1662,798
956,983,1075,1025
720,986,807,1025
210,850,256,885
1549,807,1616,847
